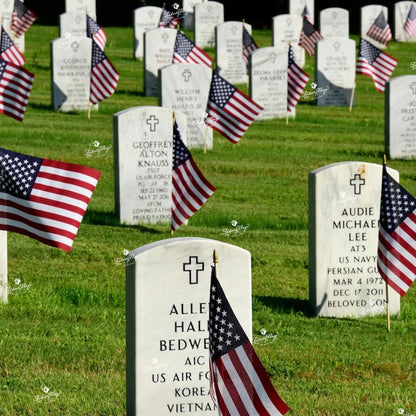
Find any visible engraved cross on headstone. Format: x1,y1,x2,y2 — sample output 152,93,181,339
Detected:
410,82,416,94
162,32,169,43
350,174,365,195
146,115,159,132
71,41,80,52
183,256,204,285
333,41,341,51
182,69,192,82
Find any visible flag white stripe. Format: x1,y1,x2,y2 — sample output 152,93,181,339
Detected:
40,165,99,186
213,364,241,415
30,188,89,211
34,176,94,199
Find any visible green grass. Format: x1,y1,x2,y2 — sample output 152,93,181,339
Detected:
0,25,416,415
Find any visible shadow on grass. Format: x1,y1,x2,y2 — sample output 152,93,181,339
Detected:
254,295,314,317
82,209,163,234
115,89,146,97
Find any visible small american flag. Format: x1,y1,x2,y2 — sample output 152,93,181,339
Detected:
242,25,258,70
171,122,216,231
205,72,263,144
10,0,37,38
377,163,416,297
0,27,25,67
0,147,101,252
404,4,416,39
298,16,323,56
356,38,397,92
173,31,212,67
287,45,309,112
87,14,107,51
158,7,178,28
0,58,33,121
366,10,392,47
90,40,120,105
302,5,313,24
208,265,290,416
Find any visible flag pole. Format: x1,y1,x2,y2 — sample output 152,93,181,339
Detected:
213,249,218,277
349,81,356,112
383,153,391,332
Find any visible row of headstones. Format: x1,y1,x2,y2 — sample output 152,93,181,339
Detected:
124,159,401,414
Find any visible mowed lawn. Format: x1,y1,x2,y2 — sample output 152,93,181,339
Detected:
0,25,416,415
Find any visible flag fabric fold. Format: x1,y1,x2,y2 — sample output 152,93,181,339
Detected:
302,5,313,24
366,10,392,47
205,71,263,144
208,265,290,416
171,121,216,231
298,16,323,56
242,25,258,71
404,4,416,39
158,7,178,28
0,58,33,121
0,27,25,67
173,31,212,67
377,163,416,297
0,147,101,252
90,40,120,104
287,45,309,112
87,14,107,51
10,0,37,38
356,38,397,92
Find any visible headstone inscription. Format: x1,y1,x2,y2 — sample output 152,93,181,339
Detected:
249,46,288,119
159,63,212,149
0,0,24,52
289,0,314,23
272,14,305,68
0,231,6,303
59,11,87,38
51,36,92,112
193,1,224,48
215,21,250,85
361,5,389,49
315,37,356,107
309,161,401,318
386,75,416,159
144,28,176,97
65,0,96,20
133,6,162,59
182,0,203,30
126,237,252,416
113,106,187,225
319,7,349,38
395,1,416,42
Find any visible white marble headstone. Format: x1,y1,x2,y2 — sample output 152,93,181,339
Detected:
361,5,389,49
249,46,288,119
395,1,416,42
289,0,314,23
51,36,92,111
194,1,224,48
182,0,203,30
316,37,356,107
159,63,212,149
216,21,250,85
0,231,6,303
309,161,401,318
144,28,176,97
272,14,305,68
59,11,87,38
319,7,349,38
126,237,252,416
386,75,416,159
65,0,96,20
113,106,186,225
0,0,24,52
133,6,162,59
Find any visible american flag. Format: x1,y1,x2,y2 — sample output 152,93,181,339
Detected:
171,122,216,231
208,265,290,416
158,7,178,28
0,147,101,252
404,4,416,39
298,16,323,56
1,27,25,67
356,38,397,92
302,5,313,24
87,14,107,51
90,40,120,105
205,72,263,144
0,58,33,121
242,25,258,70
173,31,212,67
377,163,416,297
10,0,37,38
287,45,310,112
366,10,392,47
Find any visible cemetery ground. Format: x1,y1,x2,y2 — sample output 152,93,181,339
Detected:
0,25,416,416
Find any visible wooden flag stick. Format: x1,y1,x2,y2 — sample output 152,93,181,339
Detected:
204,125,209,154
349,82,356,112
383,154,391,331
286,111,289,125
213,249,218,276
88,102,92,119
